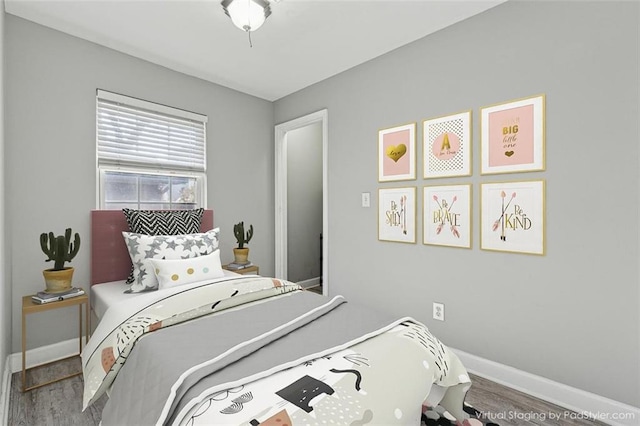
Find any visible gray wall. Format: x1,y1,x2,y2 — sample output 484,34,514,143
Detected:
0,2,11,392
274,1,639,407
286,122,322,283
5,15,275,352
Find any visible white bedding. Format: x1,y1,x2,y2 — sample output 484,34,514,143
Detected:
90,270,241,321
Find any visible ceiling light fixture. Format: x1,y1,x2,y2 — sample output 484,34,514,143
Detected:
221,0,271,33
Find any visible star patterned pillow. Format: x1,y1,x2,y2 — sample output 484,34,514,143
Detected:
122,208,205,284
122,228,220,293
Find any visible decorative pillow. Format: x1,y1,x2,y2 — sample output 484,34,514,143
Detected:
122,228,220,293
122,208,205,283
149,250,225,290
122,208,204,235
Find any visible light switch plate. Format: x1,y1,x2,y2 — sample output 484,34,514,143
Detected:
361,192,371,207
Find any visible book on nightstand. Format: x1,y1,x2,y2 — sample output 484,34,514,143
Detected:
31,287,85,304
225,262,253,270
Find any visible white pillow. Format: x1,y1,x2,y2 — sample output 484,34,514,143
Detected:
122,228,220,293
149,250,225,289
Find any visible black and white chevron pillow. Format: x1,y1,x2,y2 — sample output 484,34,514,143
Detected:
123,208,204,235
122,208,205,283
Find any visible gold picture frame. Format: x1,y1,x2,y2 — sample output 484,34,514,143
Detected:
480,94,545,175
480,180,545,255
423,110,472,179
378,123,417,182
423,184,472,249
378,187,417,243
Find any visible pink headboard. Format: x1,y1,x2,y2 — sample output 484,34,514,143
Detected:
90,209,214,285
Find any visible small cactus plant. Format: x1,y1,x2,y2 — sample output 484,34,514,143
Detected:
40,228,81,271
233,221,253,249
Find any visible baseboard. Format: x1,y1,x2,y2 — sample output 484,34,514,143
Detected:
0,356,11,426
452,347,640,426
9,337,80,373
296,277,321,289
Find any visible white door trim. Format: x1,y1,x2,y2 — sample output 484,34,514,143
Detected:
275,109,328,295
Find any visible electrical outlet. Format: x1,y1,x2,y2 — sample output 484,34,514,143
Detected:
433,302,445,321
361,192,371,207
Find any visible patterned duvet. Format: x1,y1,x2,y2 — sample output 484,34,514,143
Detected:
82,276,471,425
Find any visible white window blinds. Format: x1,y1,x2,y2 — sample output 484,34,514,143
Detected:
96,90,207,172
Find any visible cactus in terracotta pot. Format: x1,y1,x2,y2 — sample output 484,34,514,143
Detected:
39,228,80,293
233,222,253,265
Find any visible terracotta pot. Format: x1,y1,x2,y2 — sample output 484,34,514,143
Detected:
42,267,74,293
233,248,250,265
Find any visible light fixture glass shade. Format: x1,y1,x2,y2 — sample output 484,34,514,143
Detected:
222,0,271,32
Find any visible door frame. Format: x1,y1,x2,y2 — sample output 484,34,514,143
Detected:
275,109,328,294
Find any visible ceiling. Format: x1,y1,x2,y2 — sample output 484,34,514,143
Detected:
4,0,507,101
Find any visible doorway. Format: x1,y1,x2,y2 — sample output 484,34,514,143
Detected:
275,110,328,295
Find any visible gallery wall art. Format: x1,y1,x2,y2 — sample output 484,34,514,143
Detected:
480,180,545,255
481,94,545,175
378,123,416,182
375,93,547,254
378,187,416,243
423,110,472,179
423,184,471,249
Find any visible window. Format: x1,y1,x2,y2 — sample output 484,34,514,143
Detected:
96,90,207,210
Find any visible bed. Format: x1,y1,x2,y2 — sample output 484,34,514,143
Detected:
83,209,472,425
89,209,242,321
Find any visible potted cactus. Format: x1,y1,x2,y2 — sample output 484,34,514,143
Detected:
40,228,81,293
233,221,253,264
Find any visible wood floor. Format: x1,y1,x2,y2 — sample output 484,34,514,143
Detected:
464,374,608,426
8,357,105,425
8,357,609,426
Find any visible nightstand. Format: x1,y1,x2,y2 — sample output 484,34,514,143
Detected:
222,264,259,275
21,293,90,392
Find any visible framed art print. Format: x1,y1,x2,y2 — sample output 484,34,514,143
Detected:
480,180,545,255
378,123,416,182
423,110,472,178
480,94,545,175
423,184,471,249
378,187,416,243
